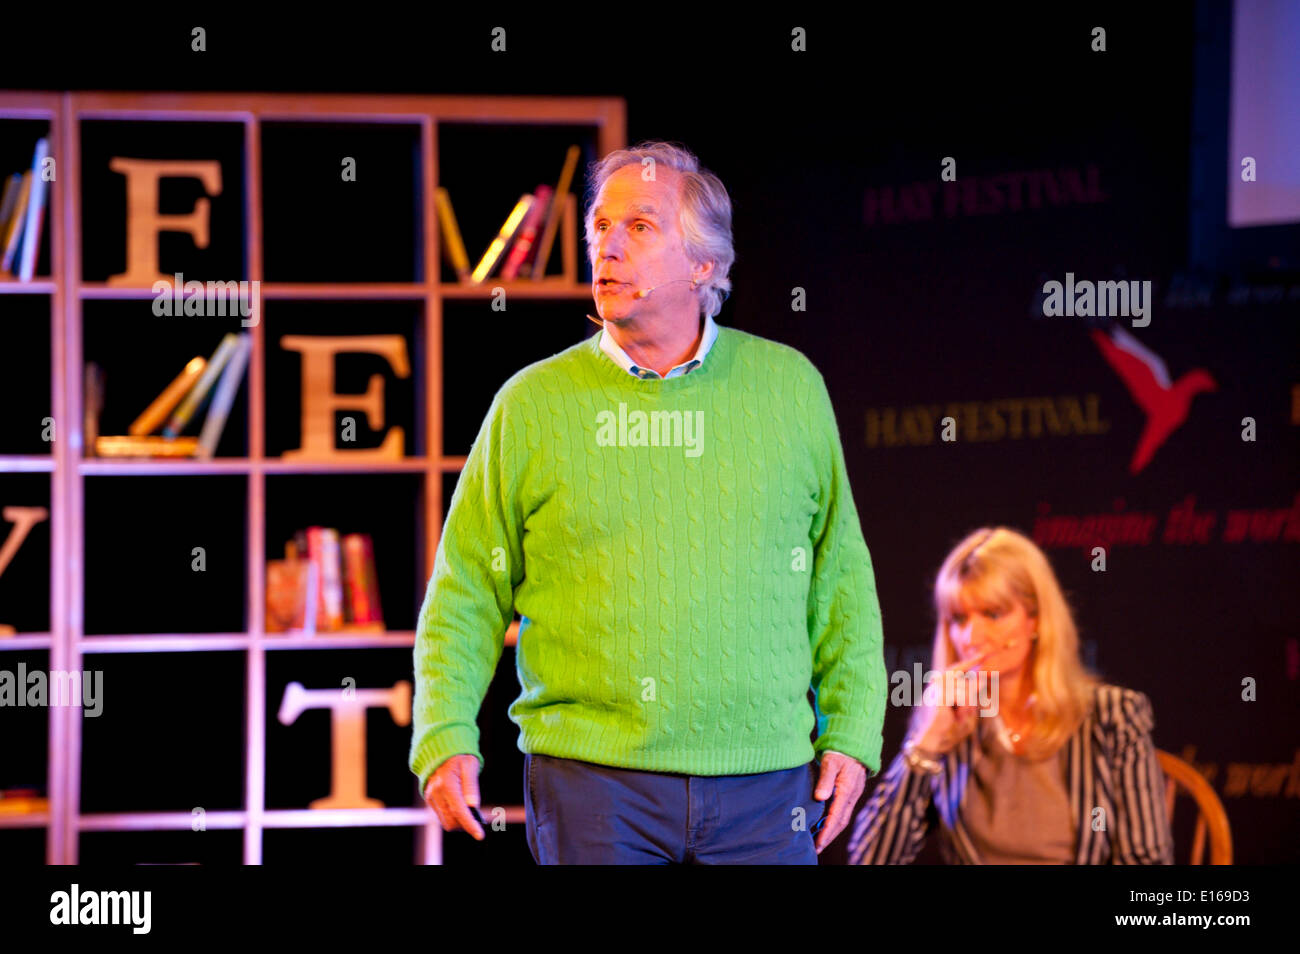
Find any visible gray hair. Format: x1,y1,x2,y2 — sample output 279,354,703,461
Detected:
584,140,734,319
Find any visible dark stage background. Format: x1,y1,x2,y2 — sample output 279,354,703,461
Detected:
2,6,1296,864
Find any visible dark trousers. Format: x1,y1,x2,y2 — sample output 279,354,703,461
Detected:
523,753,824,865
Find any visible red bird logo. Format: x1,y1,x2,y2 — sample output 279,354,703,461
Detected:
1091,327,1217,474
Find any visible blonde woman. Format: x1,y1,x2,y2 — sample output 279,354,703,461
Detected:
847,527,1174,864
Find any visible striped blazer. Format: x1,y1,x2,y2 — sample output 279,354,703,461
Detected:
847,683,1174,865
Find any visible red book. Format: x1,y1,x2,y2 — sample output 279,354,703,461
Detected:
305,527,345,631
342,532,384,627
500,185,553,281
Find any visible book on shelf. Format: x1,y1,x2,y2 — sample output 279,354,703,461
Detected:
531,144,581,280
434,187,471,281
0,173,22,248
0,170,31,275
84,362,105,453
470,193,533,283
438,146,580,285
128,356,206,436
17,137,50,281
88,332,250,458
0,137,50,279
268,530,384,634
0,798,48,814
195,333,252,459
266,558,319,633
500,184,553,281
341,532,384,626
94,435,199,457
306,526,345,631
162,333,240,437
0,787,47,815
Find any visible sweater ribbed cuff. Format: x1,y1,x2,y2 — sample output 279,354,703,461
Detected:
410,725,482,797
814,719,883,777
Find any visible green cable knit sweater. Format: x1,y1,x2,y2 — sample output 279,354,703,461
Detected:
409,323,887,795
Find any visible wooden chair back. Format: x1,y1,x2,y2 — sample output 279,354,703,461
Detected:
1155,749,1232,864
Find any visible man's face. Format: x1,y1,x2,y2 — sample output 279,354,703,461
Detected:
589,164,697,323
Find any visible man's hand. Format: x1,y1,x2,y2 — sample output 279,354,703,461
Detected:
812,750,867,854
423,754,484,840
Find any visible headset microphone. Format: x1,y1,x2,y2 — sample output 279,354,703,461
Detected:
586,277,704,326
633,278,696,299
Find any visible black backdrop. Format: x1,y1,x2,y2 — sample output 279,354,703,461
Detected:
3,6,1295,864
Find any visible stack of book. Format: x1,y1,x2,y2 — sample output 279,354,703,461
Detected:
0,787,47,815
0,137,51,281
89,332,252,458
438,144,581,284
266,528,384,635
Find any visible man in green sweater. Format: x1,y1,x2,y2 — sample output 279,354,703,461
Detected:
411,141,887,863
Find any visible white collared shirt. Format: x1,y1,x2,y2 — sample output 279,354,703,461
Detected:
598,313,720,379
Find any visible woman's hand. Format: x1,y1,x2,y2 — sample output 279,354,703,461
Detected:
910,646,996,755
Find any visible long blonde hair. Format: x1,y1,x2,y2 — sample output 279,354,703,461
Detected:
907,527,1102,759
